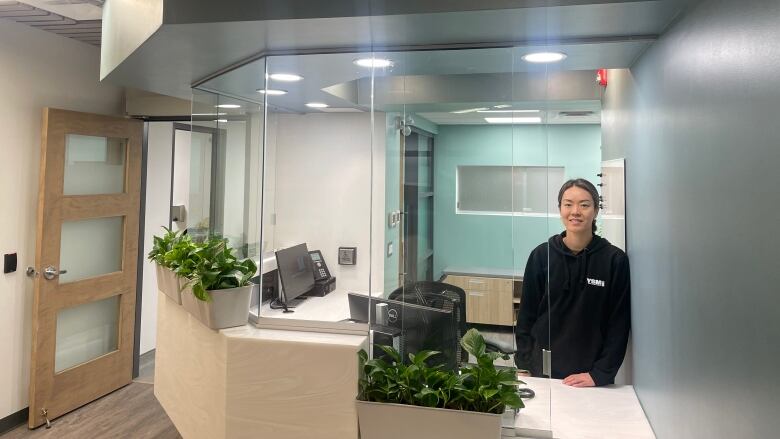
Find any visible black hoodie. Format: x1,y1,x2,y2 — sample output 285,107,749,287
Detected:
514,232,631,386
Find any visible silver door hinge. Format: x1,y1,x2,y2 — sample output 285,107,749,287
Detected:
542,349,551,377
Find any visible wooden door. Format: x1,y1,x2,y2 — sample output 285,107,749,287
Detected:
28,108,143,428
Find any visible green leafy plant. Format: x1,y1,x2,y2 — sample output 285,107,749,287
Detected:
147,227,184,266
147,228,257,302
358,328,524,414
183,236,257,302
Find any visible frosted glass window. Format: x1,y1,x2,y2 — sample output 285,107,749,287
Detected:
513,166,565,213
64,135,127,195
457,166,564,214
55,295,119,373
59,217,124,283
457,166,513,212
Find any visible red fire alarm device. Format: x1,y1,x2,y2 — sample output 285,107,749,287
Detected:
597,69,608,87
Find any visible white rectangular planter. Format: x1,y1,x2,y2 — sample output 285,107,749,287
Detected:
155,264,183,305
181,285,252,330
356,400,502,439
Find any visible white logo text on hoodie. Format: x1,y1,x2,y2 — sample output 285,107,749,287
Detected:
587,278,605,287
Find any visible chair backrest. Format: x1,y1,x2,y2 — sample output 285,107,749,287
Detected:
388,281,468,364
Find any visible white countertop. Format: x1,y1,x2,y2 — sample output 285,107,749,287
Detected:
515,377,655,439
259,289,355,321
254,289,385,335
220,323,367,347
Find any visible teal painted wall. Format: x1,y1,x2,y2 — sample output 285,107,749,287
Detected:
433,124,601,278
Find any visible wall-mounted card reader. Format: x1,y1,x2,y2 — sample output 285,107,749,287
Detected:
338,247,357,265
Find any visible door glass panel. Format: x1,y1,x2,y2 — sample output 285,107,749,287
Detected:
172,128,214,241
63,135,127,195
55,295,120,373
59,216,124,283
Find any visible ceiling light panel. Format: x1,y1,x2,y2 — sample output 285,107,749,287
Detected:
450,107,489,114
485,117,542,124
477,109,540,113
268,73,303,82
257,89,288,95
354,58,394,68
521,52,567,63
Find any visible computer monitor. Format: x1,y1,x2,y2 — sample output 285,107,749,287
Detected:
348,293,458,370
275,244,315,310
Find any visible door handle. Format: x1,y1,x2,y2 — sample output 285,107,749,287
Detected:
43,266,67,280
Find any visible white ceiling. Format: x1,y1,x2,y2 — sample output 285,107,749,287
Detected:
199,49,609,124
22,0,102,20
102,1,689,99
0,1,103,46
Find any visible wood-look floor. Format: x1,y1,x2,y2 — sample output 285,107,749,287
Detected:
2,382,180,439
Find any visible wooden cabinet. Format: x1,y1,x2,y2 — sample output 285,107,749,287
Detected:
444,275,518,326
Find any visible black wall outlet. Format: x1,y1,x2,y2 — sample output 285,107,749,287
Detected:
4,253,17,274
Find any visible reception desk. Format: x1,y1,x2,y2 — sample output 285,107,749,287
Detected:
513,377,655,438
155,291,652,439
154,292,367,439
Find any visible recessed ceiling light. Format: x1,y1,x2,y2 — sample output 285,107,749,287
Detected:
257,89,287,95
268,73,303,82
193,112,227,116
477,109,540,113
353,58,394,68
450,107,489,114
485,117,542,124
215,104,241,109
306,102,329,108
493,105,512,109
215,119,228,123
522,52,567,63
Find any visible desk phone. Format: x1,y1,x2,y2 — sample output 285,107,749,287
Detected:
309,250,331,281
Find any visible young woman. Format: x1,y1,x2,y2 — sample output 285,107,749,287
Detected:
514,178,630,387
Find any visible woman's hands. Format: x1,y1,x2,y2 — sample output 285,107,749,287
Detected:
562,372,595,387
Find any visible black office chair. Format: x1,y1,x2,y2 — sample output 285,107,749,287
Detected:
388,281,516,364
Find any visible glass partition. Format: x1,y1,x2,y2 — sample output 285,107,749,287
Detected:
188,84,266,319
366,46,552,433
257,51,376,329
191,34,632,437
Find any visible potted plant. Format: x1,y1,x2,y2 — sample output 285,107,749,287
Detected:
356,328,524,439
147,227,187,304
179,236,257,330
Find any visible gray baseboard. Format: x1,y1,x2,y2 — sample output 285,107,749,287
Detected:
0,407,28,435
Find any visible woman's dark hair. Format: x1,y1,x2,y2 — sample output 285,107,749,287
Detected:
557,178,599,233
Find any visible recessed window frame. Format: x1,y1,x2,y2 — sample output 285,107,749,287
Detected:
455,165,565,217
